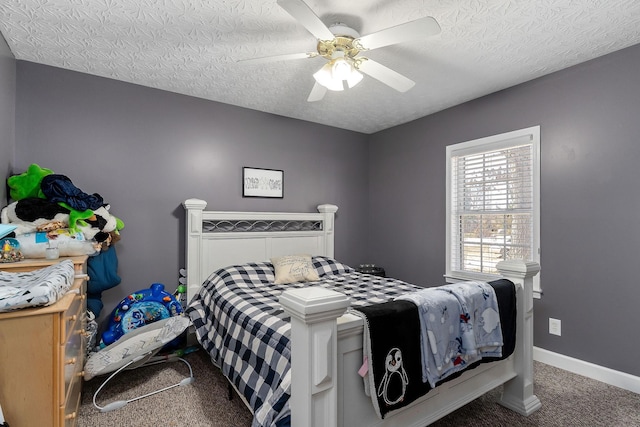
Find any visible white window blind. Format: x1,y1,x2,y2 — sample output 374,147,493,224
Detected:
446,126,540,293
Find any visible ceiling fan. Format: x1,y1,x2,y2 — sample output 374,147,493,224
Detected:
239,0,441,102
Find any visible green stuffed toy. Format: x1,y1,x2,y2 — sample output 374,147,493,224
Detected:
58,202,94,233
7,163,54,201
6,164,125,243
8,164,101,234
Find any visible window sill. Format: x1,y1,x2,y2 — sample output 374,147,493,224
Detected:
444,273,542,299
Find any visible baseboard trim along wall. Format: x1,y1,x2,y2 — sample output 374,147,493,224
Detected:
534,347,640,394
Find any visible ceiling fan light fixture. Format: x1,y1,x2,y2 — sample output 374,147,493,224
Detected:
331,57,353,81
313,63,344,91
313,56,363,91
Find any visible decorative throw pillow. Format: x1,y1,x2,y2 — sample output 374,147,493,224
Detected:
271,254,320,284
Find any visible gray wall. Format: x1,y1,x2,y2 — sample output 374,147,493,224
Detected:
0,33,15,205
14,62,370,323
368,43,640,377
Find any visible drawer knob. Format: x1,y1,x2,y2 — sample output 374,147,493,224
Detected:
66,357,77,365
65,412,77,420
67,314,78,322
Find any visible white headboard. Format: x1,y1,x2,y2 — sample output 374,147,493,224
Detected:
182,199,338,302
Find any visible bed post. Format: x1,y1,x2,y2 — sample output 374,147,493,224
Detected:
182,198,207,302
496,259,542,416
317,204,338,258
280,287,350,427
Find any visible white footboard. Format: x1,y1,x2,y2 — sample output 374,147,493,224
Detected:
281,260,540,427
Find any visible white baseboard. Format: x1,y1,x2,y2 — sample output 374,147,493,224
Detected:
533,347,640,394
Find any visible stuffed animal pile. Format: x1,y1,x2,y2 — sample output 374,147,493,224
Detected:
1,163,124,257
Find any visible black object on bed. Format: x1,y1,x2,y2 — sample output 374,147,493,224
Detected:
353,279,516,418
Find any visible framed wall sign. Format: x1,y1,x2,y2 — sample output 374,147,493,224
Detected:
243,167,284,198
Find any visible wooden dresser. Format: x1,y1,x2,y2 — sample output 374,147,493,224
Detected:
0,256,88,427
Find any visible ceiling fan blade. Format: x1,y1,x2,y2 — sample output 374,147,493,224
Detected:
238,52,318,65
307,82,327,102
354,16,440,51
277,0,335,41
357,58,415,92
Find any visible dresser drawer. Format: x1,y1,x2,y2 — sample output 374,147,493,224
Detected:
62,374,82,427
60,278,87,342
60,294,87,342
62,313,86,404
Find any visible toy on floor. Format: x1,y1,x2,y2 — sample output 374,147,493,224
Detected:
174,268,188,308
100,283,183,347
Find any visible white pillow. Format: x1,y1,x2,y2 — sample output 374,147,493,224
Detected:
271,254,320,284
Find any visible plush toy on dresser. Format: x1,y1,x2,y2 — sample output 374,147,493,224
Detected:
1,164,124,257
1,198,122,256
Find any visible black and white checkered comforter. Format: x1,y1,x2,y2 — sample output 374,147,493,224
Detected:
186,257,421,427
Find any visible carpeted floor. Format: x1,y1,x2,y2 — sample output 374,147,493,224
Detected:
78,349,640,427
79,349,253,427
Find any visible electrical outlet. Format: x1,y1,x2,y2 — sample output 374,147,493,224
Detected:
549,318,561,336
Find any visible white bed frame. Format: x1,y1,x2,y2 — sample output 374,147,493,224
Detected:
183,199,541,426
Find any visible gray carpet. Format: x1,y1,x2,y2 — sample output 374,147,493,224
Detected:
79,349,640,426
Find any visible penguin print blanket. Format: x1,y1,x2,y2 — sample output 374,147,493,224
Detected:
352,279,516,419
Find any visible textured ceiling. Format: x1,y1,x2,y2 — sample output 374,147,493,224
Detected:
1,0,640,134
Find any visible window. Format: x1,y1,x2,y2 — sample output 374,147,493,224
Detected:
446,126,540,295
